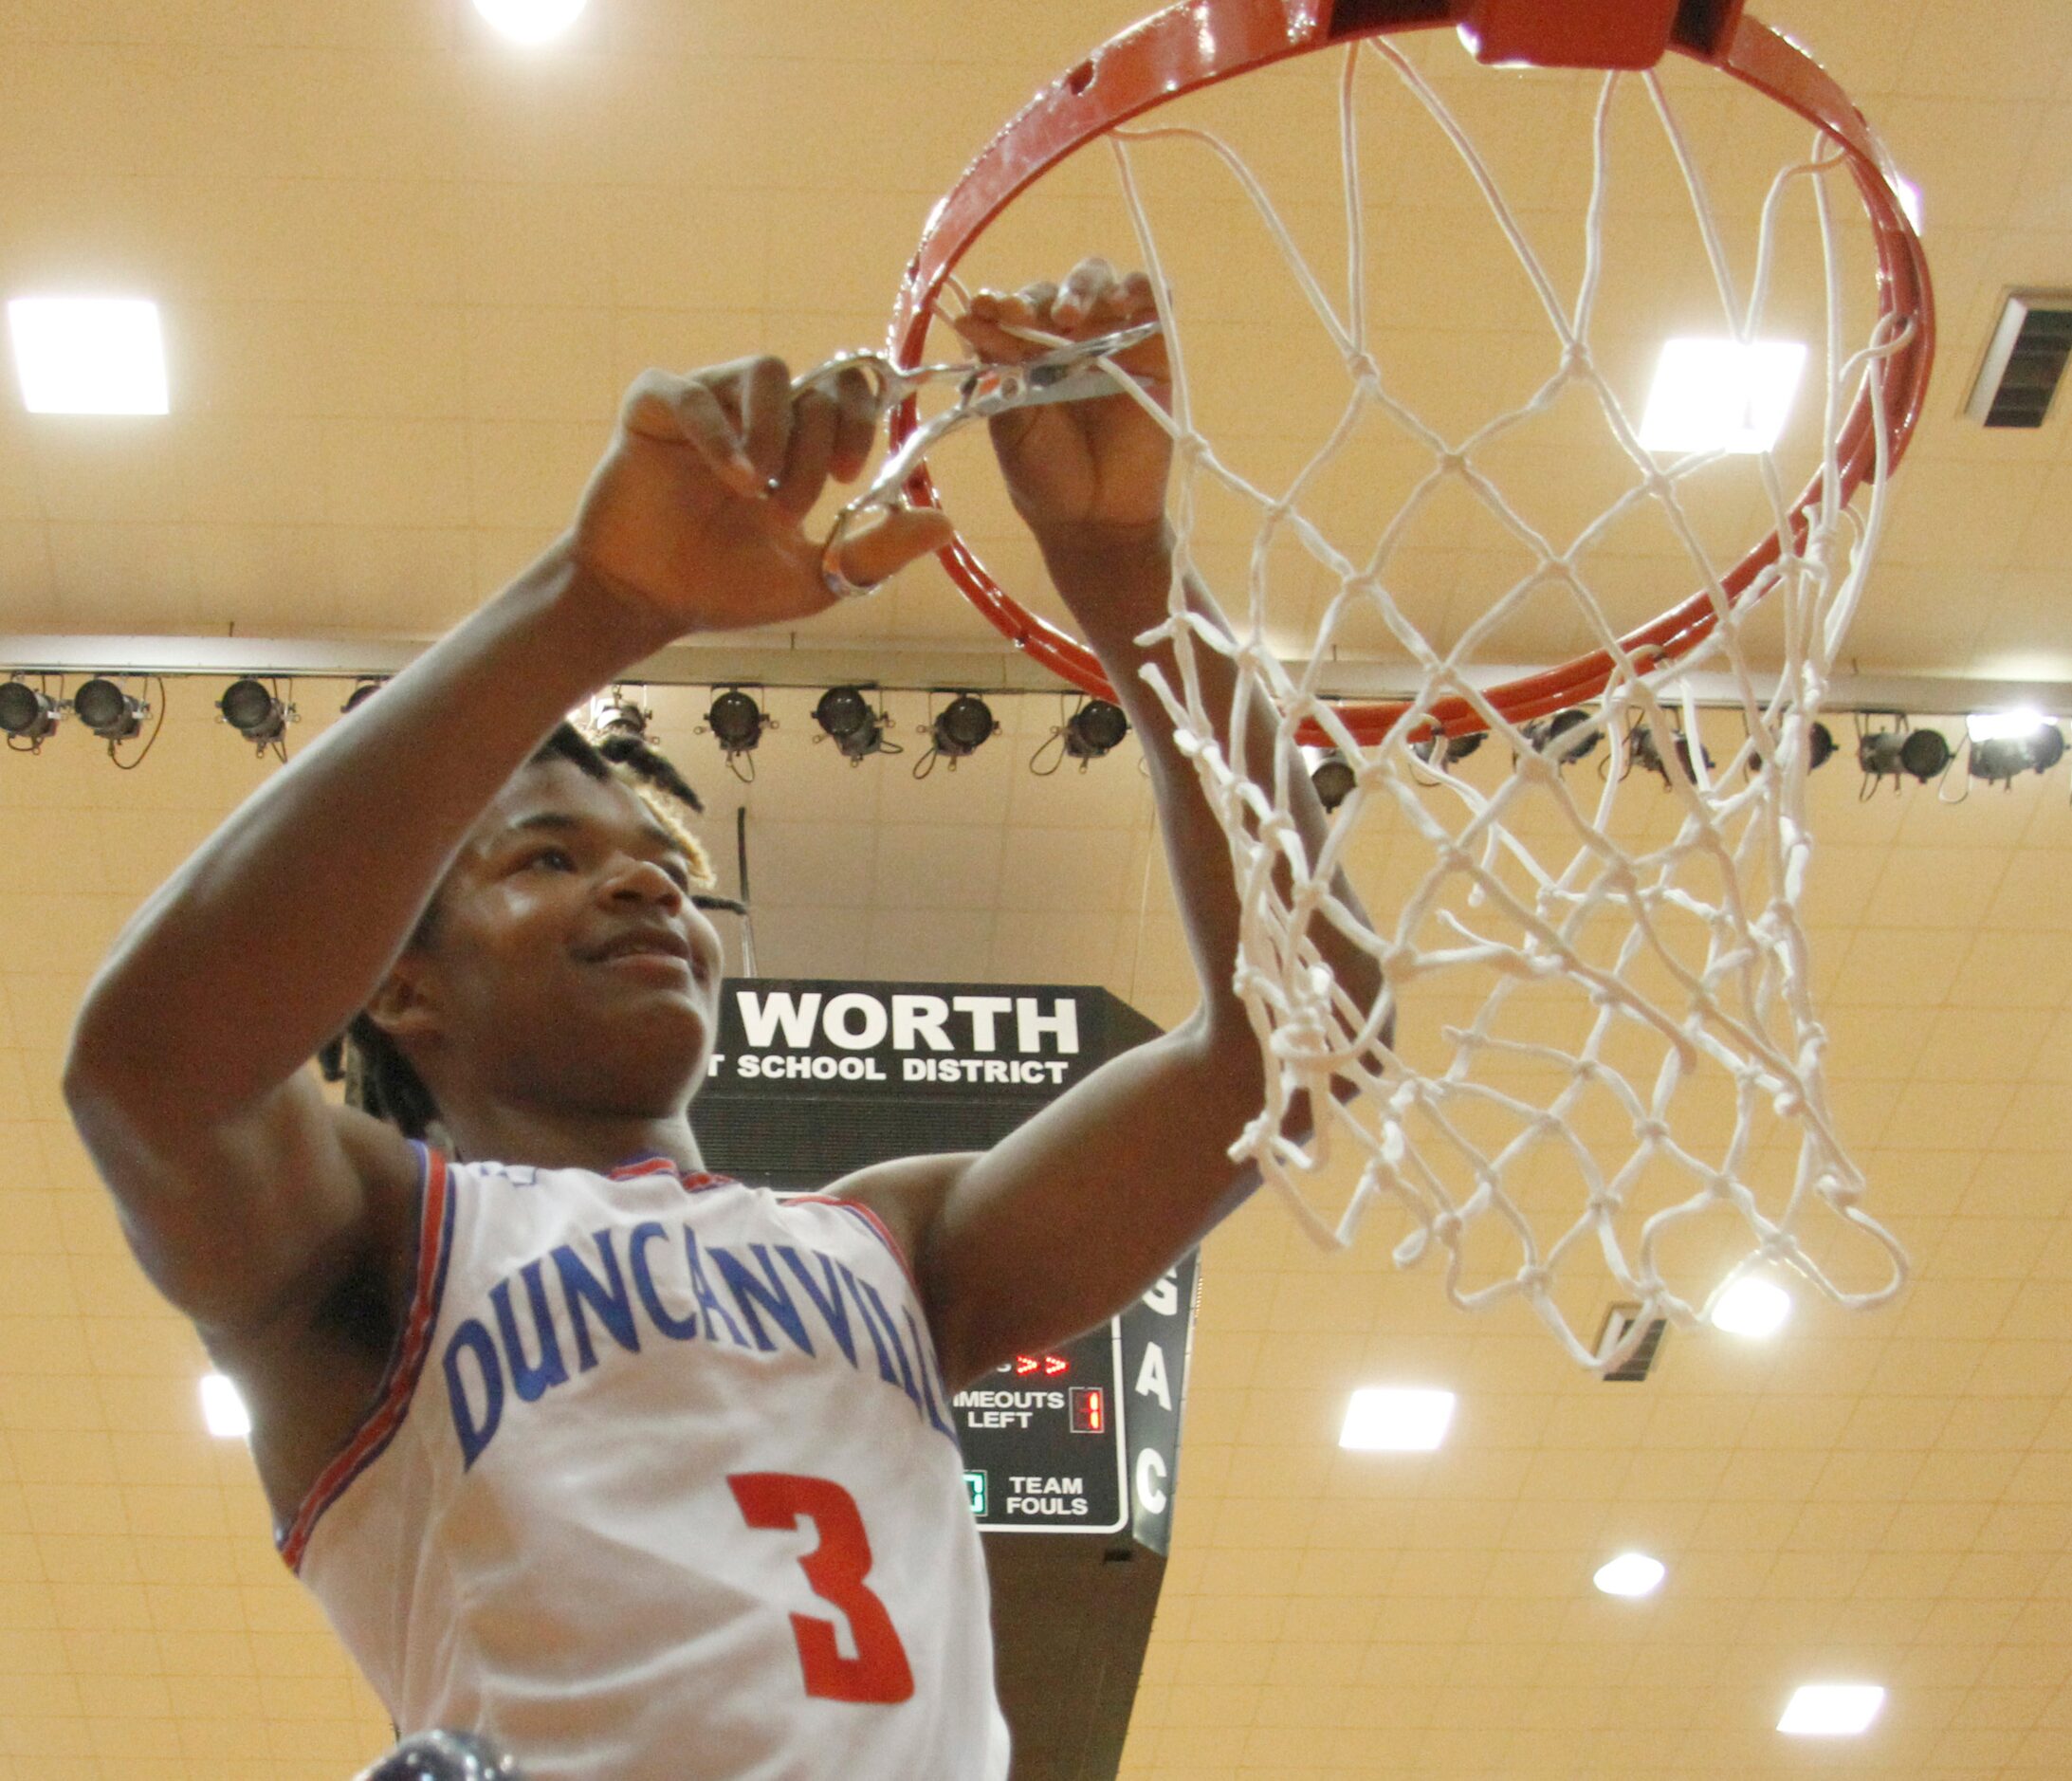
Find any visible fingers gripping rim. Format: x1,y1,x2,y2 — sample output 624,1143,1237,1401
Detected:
886,0,1933,744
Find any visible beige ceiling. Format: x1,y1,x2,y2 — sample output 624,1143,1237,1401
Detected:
2,2,2070,1777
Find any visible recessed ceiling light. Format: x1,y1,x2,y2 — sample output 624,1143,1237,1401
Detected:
473,0,589,43
1638,337,1806,454
199,1371,251,1440
1710,1276,1791,1339
8,297,170,415
1778,1682,1884,1736
1339,1387,1455,1452
1592,1551,1667,1597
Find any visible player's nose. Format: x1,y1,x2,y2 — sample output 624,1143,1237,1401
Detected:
598,855,685,909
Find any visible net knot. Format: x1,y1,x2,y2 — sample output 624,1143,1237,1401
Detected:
1436,448,1467,476
1819,1173,1861,1210
1515,747,1559,788
1517,1265,1552,1296
1634,1118,1669,1147
1345,351,1383,391
1433,1209,1464,1244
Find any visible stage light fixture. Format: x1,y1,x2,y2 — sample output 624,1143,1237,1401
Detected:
1747,719,1835,778
1858,722,1951,786
0,679,61,745
1629,724,1711,786
1311,751,1356,813
595,690,651,742
340,679,386,715
927,694,998,763
70,676,145,742
218,678,293,749
1965,709,2064,786
1063,698,1128,762
704,689,767,759
1521,707,1602,763
814,686,893,762
1412,728,1484,769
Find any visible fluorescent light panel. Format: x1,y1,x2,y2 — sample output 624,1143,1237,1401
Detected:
1711,1276,1791,1338
8,297,169,414
199,1371,251,1439
1779,1683,1884,1736
1340,1387,1455,1452
473,0,589,41
1639,337,1806,453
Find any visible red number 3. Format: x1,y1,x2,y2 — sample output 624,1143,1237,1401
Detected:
728,1472,916,1704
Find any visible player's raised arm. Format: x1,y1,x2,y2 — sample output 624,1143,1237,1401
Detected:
63,356,947,1333
837,261,1384,1387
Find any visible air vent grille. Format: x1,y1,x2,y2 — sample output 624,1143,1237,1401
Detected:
1598,1305,1669,1382
1968,291,2072,429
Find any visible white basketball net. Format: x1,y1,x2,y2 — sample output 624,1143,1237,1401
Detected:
1080,41,1915,1368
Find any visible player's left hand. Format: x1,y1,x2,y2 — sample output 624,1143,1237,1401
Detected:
951,259,1172,555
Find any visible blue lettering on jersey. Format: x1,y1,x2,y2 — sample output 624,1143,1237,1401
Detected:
710,1243,814,1356
683,1232,750,1350
490,1260,569,1402
444,1317,504,1468
440,1215,958,1468
553,1228,641,1371
775,1246,856,1367
628,1220,702,1340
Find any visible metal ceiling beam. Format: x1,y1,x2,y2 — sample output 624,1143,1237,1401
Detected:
2,633,2069,717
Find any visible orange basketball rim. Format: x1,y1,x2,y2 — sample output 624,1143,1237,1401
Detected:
884,0,1934,745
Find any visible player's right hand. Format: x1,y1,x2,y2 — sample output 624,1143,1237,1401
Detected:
567,357,953,642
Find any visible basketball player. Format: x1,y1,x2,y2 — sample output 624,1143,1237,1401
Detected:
64,261,1377,1778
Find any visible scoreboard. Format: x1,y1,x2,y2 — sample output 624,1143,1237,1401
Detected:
957,1322,1126,1531
695,979,1199,1551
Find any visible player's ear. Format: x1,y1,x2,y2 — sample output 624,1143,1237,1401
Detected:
363,955,442,1046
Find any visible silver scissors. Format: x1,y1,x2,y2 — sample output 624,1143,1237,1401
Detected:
792,320,1161,597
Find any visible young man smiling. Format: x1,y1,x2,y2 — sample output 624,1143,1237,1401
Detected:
64,261,1374,1779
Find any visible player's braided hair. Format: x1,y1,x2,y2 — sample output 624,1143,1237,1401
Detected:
316,719,742,1141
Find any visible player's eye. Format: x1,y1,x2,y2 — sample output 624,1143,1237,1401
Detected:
658,858,692,891
523,846,578,872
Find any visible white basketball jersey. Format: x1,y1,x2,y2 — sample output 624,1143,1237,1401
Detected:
284,1144,1010,1780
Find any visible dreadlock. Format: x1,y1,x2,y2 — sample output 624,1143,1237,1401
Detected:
317,720,739,1141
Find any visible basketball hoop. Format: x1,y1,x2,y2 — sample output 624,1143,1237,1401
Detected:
885,0,1930,744
871,0,1930,1368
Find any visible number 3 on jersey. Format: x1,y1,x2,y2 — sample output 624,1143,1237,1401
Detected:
728,1472,917,1704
